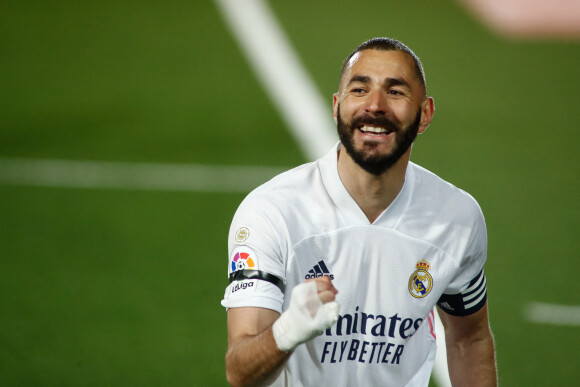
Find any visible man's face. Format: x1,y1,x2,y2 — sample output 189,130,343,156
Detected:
333,49,432,175
336,104,421,175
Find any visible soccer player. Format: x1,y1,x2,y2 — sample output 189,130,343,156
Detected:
222,37,497,386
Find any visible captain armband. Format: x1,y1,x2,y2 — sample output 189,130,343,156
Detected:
229,270,286,293
437,270,487,316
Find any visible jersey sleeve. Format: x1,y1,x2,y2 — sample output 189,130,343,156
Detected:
437,196,488,316
221,195,286,313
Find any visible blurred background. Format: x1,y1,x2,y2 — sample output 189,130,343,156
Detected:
1,0,578,385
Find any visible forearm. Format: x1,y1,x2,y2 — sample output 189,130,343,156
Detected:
225,280,339,386
226,326,289,387
446,329,497,387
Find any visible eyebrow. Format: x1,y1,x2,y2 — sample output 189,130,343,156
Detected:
346,75,371,86
384,77,410,89
346,75,411,89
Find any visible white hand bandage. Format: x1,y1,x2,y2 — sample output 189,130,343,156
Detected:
272,281,340,352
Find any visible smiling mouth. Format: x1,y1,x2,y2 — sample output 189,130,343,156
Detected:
358,125,394,135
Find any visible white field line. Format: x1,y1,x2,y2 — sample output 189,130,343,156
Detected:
0,158,285,193
214,1,452,386
525,302,580,326
213,0,337,161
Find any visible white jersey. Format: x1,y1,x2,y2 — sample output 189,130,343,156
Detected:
222,143,488,386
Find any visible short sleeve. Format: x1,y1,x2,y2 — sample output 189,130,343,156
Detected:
438,197,488,316
221,196,286,313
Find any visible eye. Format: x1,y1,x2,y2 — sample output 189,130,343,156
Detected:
388,89,403,95
351,87,366,94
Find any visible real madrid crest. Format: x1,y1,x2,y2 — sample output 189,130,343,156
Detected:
408,259,433,298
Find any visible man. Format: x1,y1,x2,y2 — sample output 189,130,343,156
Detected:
222,37,497,386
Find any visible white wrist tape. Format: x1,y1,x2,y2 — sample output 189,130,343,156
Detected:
272,281,340,352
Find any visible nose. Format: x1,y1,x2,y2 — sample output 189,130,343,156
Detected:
364,89,388,116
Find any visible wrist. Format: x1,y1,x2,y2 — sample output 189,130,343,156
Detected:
271,281,340,353
272,312,294,352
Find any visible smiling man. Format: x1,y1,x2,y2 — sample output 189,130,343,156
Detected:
222,38,497,386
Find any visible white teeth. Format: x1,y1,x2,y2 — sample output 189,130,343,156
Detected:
361,125,388,134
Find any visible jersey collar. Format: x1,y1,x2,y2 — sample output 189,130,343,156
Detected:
318,142,413,227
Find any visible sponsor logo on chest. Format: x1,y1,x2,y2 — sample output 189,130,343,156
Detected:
305,259,335,280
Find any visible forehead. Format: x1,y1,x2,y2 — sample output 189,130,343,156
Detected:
341,49,420,89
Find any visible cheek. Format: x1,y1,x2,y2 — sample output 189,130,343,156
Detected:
391,103,416,123
337,100,361,121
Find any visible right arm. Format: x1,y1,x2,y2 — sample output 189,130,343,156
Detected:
225,307,287,387
225,277,339,387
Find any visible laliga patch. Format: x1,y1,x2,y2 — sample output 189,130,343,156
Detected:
408,259,433,298
229,246,259,294
230,280,256,294
230,246,258,273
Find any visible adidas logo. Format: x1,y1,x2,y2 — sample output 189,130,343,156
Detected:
305,260,334,280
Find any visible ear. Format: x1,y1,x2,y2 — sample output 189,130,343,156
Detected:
418,97,435,134
332,93,339,124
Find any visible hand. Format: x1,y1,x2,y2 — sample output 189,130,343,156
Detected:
272,277,340,352
308,276,338,303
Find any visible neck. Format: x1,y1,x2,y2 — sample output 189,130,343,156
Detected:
337,147,410,223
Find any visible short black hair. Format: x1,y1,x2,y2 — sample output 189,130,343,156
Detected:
340,37,426,90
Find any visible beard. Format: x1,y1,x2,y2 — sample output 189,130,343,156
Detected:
336,105,422,175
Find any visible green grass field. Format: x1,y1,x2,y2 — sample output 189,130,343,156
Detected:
1,1,578,385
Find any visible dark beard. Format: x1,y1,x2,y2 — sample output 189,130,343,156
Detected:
336,105,422,175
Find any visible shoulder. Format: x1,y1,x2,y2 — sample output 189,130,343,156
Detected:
230,160,325,241
399,163,487,256
239,160,321,213
227,161,327,279
408,162,484,223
